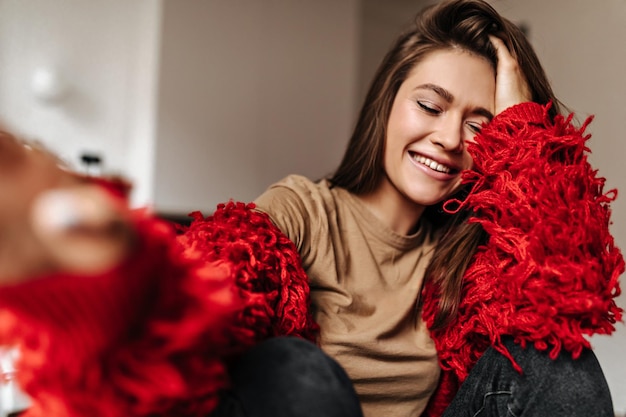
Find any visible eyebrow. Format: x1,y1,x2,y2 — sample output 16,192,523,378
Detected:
416,83,494,120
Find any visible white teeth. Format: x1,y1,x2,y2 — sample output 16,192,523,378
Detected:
412,154,451,174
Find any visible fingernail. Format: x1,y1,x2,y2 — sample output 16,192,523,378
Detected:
31,190,82,233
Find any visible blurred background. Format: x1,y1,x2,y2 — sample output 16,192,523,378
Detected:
0,0,624,414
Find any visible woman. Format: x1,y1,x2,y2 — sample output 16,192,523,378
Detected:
0,0,621,416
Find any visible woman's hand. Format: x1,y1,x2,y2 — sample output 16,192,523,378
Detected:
489,35,532,114
0,131,136,284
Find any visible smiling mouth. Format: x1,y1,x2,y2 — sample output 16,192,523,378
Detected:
410,152,457,174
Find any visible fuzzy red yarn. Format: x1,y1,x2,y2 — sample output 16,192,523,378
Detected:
421,103,624,416
0,103,622,417
177,201,319,351
0,202,317,417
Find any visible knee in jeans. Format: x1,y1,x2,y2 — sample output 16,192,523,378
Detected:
232,336,351,386
505,339,612,405
229,337,363,417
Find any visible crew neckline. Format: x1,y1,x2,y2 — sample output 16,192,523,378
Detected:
331,183,431,251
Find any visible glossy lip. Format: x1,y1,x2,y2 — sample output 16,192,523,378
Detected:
407,150,461,181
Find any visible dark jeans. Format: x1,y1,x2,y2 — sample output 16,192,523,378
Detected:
210,337,363,417
211,336,614,417
442,337,614,417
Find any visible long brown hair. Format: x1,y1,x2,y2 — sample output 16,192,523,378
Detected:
329,0,562,328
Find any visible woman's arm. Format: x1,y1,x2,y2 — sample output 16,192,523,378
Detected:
421,39,623,417
0,131,317,417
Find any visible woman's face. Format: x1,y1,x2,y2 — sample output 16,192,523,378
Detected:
382,48,495,211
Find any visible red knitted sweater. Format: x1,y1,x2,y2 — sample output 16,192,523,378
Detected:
0,103,622,417
421,102,623,416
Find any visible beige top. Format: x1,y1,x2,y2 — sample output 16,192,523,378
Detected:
254,175,440,417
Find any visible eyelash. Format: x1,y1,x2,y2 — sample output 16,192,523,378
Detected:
417,101,484,134
417,101,440,114
466,123,482,134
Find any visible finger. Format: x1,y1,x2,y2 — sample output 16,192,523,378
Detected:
488,35,516,68
30,186,136,275
488,35,532,114
0,132,83,283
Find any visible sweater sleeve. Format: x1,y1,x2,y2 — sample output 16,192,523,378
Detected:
422,102,624,415
0,200,317,417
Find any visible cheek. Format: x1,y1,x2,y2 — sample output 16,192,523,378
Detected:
386,97,417,140
462,151,475,171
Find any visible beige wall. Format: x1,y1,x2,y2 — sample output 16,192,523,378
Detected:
358,0,430,102
152,0,360,214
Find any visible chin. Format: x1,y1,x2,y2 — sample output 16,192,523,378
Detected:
407,189,453,207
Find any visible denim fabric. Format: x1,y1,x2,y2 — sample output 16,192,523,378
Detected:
210,336,363,417
441,337,614,417
211,336,613,417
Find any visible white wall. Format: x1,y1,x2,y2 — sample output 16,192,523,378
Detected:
0,0,162,207
152,0,360,214
0,0,360,215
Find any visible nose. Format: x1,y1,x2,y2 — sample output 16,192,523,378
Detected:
430,118,464,153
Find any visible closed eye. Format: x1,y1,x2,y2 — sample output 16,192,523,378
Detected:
466,121,483,134
417,101,441,115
